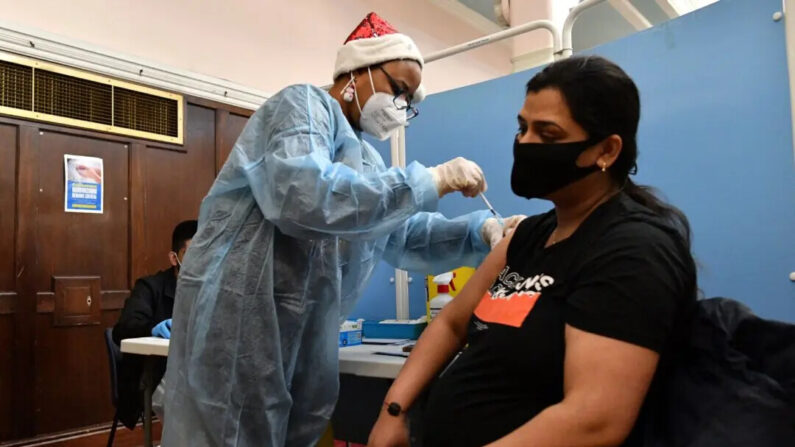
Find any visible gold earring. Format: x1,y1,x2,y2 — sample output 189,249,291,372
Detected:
601,163,607,172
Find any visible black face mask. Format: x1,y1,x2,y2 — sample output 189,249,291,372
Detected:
511,136,603,199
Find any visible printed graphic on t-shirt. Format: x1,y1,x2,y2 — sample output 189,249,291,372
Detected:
474,266,554,328
473,320,489,331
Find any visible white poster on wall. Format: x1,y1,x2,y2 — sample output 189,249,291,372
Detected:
64,154,104,214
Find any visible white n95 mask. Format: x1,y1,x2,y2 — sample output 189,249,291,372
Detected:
353,69,408,141
359,94,408,140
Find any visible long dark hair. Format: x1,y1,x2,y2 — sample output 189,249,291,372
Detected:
526,55,692,248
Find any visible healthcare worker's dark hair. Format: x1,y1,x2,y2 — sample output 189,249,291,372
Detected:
526,55,691,248
172,220,198,252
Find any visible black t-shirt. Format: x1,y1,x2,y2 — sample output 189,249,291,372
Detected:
423,193,696,447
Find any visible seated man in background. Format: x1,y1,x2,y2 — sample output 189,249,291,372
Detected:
111,219,197,429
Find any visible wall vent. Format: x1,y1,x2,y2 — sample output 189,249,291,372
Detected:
0,52,183,144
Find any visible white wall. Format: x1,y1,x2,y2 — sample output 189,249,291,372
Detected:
0,0,513,96
508,0,552,55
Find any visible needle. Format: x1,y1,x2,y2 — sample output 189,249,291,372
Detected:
479,192,504,224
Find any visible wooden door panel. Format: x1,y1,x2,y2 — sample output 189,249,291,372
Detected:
0,315,14,440
0,123,17,441
215,110,249,173
33,131,129,290
134,104,215,277
0,124,16,291
34,314,114,433
32,130,128,434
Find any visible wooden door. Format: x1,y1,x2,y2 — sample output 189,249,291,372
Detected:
30,129,129,433
0,123,18,440
215,110,249,173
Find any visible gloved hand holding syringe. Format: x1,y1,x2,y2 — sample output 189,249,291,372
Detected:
427,159,525,248
477,191,526,248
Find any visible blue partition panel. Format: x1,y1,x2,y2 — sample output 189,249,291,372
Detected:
351,0,795,322
581,0,795,321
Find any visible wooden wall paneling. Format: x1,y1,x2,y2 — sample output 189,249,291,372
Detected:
186,104,220,208
228,113,250,132
32,131,129,434
100,290,129,311
0,293,14,314
0,315,15,441
35,292,55,313
0,124,17,292
129,142,148,285
101,309,121,333
12,125,40,439
1,93,253,444
0,123,17,441
186,94,254,117
215,110,249,174
139,103,215,274
0,115,184,154
214,109,228,174
33,314,115,434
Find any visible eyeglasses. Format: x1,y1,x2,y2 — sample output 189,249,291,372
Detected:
376,66,419,121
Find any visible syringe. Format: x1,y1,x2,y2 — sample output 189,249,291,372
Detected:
479,192,504,225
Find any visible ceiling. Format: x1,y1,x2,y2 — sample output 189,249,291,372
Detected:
457,0,502,25
452,0,720,51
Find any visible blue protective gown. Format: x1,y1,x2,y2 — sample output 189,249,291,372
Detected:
162,84,490,447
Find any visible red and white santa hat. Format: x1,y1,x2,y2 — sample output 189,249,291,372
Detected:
334,12,426,102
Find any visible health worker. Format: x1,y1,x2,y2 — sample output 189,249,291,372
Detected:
162,12,525,447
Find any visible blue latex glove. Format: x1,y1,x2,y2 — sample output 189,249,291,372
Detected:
152,319,172,339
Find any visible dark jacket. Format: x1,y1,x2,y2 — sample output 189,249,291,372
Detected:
112,268,175,429
643,298,795,446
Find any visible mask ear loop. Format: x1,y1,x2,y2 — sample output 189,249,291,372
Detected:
170,251,183,269
351,73,364,114
340,75,355,103
367,67,377,94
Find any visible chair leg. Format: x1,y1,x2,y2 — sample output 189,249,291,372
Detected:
107,412,119,447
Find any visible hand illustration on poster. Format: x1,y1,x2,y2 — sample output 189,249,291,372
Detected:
64,154,104,213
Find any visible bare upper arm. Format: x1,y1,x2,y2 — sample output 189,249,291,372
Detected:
438,231,514,337
562,324,660,442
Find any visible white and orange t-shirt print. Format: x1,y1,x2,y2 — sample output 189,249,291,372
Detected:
474,266,555,328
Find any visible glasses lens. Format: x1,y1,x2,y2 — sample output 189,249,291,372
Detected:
406,107,419,121
393,95,407,110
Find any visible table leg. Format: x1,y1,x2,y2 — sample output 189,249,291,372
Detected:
143,356,153,447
